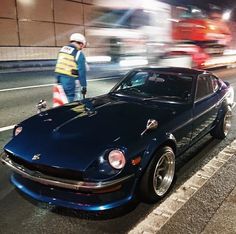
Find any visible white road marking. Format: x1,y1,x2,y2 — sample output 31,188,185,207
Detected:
129,140,236,234
89,76,121,82
0,77,120,92
0,76,120,132
0,84,54,92
0,125,15,132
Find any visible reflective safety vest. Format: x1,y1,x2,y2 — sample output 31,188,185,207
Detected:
55,45,80,77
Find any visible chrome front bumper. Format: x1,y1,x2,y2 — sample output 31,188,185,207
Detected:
0,152,133,191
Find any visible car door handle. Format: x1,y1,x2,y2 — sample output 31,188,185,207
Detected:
215,102,221,108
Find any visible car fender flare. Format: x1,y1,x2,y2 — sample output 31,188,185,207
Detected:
140,133,177,171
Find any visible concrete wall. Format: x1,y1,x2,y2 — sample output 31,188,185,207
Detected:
0,0,99,61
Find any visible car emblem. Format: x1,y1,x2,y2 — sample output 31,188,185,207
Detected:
32,154,41,161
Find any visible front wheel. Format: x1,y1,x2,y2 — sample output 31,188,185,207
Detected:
139,146,175,203
211,108,232,139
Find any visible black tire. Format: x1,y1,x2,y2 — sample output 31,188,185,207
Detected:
139,146,175,203
211,108,232,139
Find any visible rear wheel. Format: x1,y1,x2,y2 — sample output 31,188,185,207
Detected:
139,146,175,203
211,108,232,139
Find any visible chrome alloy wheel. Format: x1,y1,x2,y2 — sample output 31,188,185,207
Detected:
153,150,175,197
223,110,232,136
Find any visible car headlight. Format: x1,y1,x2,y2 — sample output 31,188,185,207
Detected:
14,126,22,136
108,150,126,169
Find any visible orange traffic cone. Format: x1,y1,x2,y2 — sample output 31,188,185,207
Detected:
52,84,68,107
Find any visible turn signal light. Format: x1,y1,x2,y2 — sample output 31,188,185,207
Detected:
131,156,141,166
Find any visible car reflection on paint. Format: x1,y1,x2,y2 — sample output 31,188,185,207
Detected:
1,67,234,211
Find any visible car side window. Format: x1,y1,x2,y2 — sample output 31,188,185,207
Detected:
195,75,213,100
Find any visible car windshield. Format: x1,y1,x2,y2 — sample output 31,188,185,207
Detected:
112,70,193,102
93,9,150,28
179,6,207,19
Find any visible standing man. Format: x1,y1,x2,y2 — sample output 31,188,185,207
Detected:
55,33,87,102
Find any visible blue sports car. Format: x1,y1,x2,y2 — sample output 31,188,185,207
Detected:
1,67,234,211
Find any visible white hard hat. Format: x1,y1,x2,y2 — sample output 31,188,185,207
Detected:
70,33,86,44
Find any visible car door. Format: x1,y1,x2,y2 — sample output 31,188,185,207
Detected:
166,74,194,155
192,74,220,143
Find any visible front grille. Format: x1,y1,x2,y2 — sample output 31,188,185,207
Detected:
6,151,84,181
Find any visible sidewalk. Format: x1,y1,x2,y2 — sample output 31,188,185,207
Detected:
130,140,236,234
202,186,236,233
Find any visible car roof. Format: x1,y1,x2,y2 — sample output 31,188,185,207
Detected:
134,66,209,76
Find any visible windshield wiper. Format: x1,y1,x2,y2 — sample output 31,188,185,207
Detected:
127,87,142,93
112,88,142,95
143,96,183,101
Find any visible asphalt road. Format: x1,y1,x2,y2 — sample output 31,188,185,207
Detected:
0,68,236,234
0,70,121,128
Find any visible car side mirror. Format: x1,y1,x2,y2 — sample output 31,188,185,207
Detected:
146,119,158,130
141,119,158,136
37,99,47,114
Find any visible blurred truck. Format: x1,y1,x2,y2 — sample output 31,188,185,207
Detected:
87,0,172,64
172,5,232,52
168,5,236,69
87,2,236,69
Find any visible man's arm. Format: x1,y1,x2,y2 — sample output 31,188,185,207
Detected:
77,52,87,87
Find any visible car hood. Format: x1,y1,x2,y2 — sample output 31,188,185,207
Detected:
4,94,180,172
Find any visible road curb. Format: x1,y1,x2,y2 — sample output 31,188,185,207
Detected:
129,140,236,234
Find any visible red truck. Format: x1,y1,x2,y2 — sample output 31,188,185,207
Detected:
168,6,235,69
172,6,231,49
